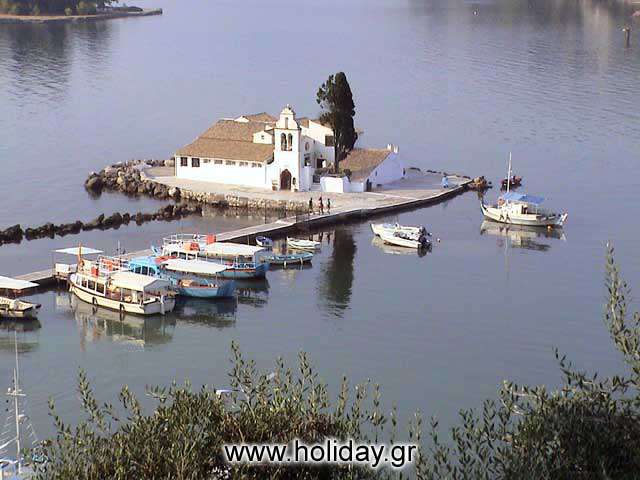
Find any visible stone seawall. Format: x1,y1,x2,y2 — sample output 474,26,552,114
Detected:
85,160,309,214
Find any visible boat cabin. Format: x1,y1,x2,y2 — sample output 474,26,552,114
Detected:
75,264,172,304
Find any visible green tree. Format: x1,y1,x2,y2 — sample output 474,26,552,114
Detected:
316,72,358,174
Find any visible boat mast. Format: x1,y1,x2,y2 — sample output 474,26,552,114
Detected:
12,332,21,474
506,152,512,195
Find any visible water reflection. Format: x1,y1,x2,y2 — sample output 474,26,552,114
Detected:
480,220,566,252
371,236,429,257
0,322,40,353
0,22,112,105
173,298,237,329
319,228,356,317
236,279,269,308
64,294,175,348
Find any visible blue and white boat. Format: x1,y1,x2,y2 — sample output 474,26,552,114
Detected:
255,236,274,248
128,256,236,299
157,234,270,279
259,252,313,267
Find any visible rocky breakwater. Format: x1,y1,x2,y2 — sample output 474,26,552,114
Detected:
0,204,201,247
85,159,180,201
85,159,308,213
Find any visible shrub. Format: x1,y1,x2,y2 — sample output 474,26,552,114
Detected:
64,6,73,15
75,1,96,15
29,343,414,479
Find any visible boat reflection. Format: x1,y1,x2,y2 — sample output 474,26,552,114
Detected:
173,297,237,328
371,236,429,257
70,295,175,347
480,220,566,252
235,279,269,308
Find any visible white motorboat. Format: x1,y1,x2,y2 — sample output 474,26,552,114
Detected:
379,231,431,249
69,256,175,315
370,223,427,238
481,192,568,227
0,297,41,319
287,238,321,250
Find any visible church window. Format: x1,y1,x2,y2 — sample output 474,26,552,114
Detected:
305,142,310,151
214,159,223,165
325,135,334,147
192,158,200,168
239,162,248,167
287,133,293,151
281,133,287,151
225,160,236,166
180,157,188,167
203,159,210,164
252,163,261,168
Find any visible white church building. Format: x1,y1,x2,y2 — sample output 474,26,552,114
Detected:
174,105,404,193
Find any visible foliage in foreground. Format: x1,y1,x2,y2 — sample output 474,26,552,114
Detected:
29,247,640,479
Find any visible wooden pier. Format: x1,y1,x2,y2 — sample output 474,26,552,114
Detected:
11,176,471,293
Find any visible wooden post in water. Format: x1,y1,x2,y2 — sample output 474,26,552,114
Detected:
623,25,631,48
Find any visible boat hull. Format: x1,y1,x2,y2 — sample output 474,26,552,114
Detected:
371,223,424,238
214,262,269,279
287,238,321,250
69,282,175,315
260,253,313,267
481,204,567,227
177,281,236,298
379,232,429,249
0,307,40,319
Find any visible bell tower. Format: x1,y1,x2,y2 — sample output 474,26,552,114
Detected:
273,105,302,190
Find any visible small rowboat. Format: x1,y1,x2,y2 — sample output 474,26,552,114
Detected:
255,236,274,248
287,238,321,250
379,231,431,250
0,297,41,319
259,252,313,267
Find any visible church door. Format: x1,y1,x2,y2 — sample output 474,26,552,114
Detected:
280,169,292,190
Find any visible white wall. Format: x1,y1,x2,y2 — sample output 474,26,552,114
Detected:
175,156,267,188
321,176,350,193
367,151,404,187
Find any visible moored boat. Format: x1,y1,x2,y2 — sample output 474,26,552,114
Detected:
481,192,568,227
0,297,41,319
129,256,236,299
287,238,321,250
157,235,270,279
370,223,428,238
255,236,274,248
379,231,431,249
259,252,313,267
69,256,175,315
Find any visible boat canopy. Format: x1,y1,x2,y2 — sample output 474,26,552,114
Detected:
203,243,265,257
109,271,171,292
500,192,545,205
0,276,39,291
161,258,228,275
54,247,103,256
129,256,161,269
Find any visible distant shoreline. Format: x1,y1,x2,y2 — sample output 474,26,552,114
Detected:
0,8,162,24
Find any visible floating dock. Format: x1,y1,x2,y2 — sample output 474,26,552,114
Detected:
12,174,471,293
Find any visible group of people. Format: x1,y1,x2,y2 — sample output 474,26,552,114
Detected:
309,196,331,215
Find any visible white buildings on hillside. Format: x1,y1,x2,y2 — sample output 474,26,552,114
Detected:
174,105,404,193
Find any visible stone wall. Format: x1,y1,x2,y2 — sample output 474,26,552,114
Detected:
85,159,308,214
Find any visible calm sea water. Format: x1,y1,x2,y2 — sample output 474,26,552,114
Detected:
1,0,640,439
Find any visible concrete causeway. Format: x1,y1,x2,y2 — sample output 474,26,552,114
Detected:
14,171,470,291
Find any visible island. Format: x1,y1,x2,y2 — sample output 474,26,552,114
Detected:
0,0,161,23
